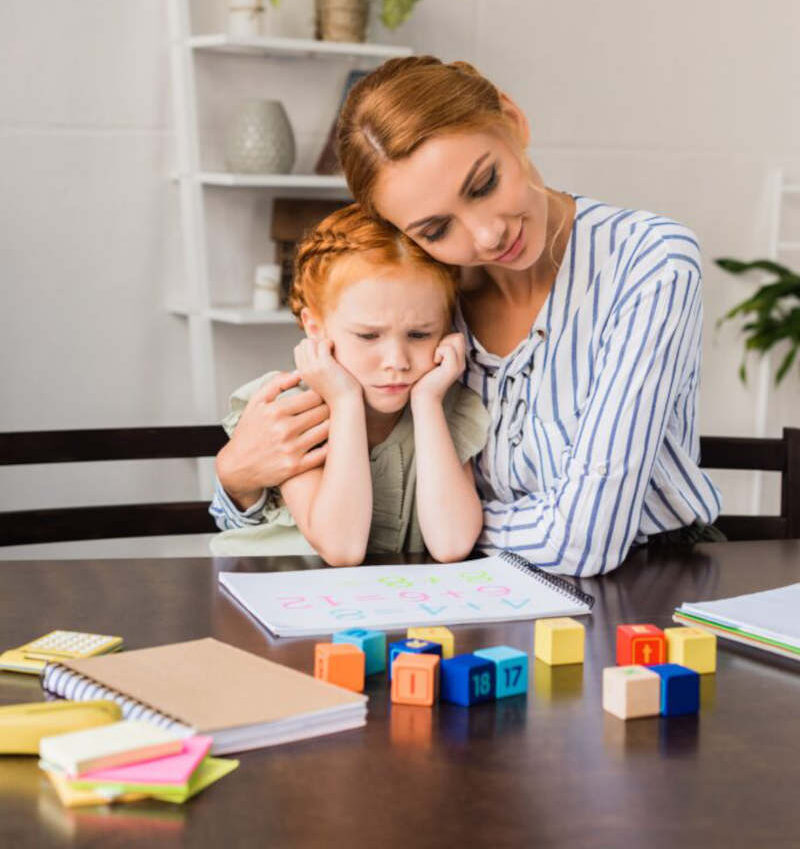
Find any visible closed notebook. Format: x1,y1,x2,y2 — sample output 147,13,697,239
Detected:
70,735,212,789
41,637,367,755
39,719,183,776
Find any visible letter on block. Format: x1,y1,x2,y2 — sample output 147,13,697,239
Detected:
534,617,585,665
391,653,440,707
440,654,495,706
407,626,454,659
602,665,661,720
616,624,667,666
314,643,365,692
387,638,442,679
664,627,716,674
649,663,700,716
333,628,386,676
474,646,528,698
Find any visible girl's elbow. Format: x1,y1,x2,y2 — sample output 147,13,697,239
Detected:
316,540,367,568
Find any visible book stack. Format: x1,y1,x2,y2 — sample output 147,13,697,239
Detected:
39,720,237,808
674,582,800,662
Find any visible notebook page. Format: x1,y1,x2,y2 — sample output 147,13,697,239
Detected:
219,555,592,637
680,583,800,646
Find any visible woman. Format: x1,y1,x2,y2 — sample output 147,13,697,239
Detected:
212,56,722,576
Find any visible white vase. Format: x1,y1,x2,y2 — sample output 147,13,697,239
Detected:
225,100,296,175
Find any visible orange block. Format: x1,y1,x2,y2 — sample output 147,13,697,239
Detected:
391,652,440,707
314,643,365,692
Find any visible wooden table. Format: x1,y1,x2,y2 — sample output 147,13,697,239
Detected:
1,540,799,849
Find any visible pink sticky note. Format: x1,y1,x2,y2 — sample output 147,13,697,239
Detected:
77,736,212,786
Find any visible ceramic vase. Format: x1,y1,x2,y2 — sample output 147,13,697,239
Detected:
225,100,296,174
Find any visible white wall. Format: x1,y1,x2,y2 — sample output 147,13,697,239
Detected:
1,0,798,526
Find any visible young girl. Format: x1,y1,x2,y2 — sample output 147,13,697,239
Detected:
210,204,490,566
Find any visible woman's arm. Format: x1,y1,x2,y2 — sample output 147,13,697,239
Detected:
478,252,719,577
411,333,483,562
280,339,372,567
215,372,330,512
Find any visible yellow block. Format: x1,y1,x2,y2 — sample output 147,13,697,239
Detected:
664,626,716,674
534,617,585,665
407,626,454,659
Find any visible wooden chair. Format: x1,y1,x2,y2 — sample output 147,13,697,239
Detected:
698,427,800,541
0,426,798,547
0,426,226,547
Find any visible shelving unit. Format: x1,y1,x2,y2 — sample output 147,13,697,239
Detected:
166,0,413,456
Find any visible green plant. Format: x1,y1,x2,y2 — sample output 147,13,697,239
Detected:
715,257,800,384
380,0,421,29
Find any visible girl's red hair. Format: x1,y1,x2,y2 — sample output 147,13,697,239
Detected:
290,203,457,323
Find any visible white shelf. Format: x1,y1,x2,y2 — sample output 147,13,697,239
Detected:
188,33,413,60
197,172,349,190
169,304,298,325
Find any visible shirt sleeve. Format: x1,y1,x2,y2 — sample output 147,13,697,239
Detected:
477,256,703,577
209,479,268,531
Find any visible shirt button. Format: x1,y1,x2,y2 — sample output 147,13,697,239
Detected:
536,329,547,340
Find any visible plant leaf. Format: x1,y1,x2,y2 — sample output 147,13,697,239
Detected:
775,345,798,384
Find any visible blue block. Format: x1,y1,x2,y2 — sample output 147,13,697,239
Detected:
333,628,386,676
440,654,496,706
387,638,442,679
650,663,700,716
474,646,528,698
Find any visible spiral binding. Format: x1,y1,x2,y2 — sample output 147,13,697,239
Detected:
498,551,595,609
40,662,191,734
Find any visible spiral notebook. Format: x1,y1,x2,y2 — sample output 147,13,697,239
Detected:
219,552,595,637
40,638,367,754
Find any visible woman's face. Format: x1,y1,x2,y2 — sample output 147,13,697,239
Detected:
303,260,450,415
372,123,549,272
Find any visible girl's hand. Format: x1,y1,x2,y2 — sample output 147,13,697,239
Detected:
410,332,467,405
294,338,362,406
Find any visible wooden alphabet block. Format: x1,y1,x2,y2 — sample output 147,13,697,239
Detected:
473,646,528,698
314,643,365,692
664,626,716,674
407,626,454,659
616,624,667,666
440,654,495,706
333,628,386,676
649,663,700,716
602,665,661,720
390,653,440,707
388,638,442,679
534,617,585,665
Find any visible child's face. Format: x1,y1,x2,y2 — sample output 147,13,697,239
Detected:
306,265,450,414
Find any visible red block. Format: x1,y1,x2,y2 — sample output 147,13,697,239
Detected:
616,624,667,666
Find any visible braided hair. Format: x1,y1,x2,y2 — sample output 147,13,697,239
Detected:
290,203,457,325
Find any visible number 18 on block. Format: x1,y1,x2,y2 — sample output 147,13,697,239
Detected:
440,654,496,706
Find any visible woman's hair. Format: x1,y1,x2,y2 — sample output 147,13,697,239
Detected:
289,203,458,324
335,55,566,271
337,56,516,219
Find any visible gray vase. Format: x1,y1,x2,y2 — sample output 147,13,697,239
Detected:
225,100,296,174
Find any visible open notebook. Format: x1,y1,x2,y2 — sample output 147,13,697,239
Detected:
41,638,367,754
674,582,800,661
219,552,595,637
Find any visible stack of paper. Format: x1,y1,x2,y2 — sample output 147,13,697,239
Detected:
674,582,800,662
39,720,238,808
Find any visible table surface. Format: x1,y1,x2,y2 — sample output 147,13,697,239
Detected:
1,540,799,849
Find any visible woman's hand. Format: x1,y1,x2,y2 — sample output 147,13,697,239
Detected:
410,332,467,406
215,371,330,509
294,338,362,406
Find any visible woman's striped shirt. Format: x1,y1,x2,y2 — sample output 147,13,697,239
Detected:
456,194,721,577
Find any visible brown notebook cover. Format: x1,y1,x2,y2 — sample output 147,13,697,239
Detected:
59,638,366,734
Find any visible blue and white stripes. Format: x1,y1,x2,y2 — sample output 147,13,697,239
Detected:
209,484,267,531
457,195,721,577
